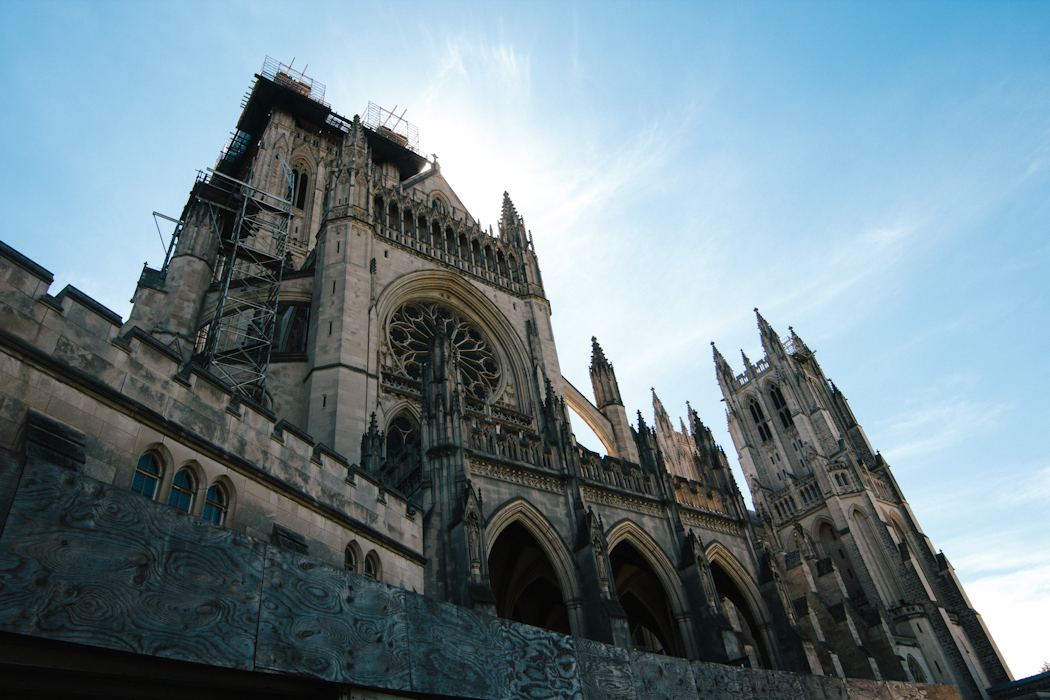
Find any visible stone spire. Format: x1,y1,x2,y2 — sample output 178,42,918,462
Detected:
498,191,526,248
589,337,623,408
756,307,785,359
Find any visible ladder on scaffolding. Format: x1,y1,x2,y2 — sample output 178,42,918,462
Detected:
197,159,293,405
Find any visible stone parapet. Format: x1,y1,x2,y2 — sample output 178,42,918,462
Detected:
0,242,423,582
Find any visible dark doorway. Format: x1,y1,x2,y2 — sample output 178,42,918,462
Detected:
610,540,684,657
710,561,771,668
487,521,570,634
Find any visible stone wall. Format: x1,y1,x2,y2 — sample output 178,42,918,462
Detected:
0,240,424,590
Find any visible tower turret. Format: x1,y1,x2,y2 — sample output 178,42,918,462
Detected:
588,337,639,463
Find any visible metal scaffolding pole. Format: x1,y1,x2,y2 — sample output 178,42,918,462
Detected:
199,157,293,404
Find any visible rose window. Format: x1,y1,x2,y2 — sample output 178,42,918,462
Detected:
387,302,501,401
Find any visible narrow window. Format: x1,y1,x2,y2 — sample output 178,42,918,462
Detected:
770,385,794,430
168,468,196,512
295,170,308,209
328,321,333,335
202,484,228,525
336,241,340,253
364,552,379,580
344,546,356,572
322,394,327,408
132,453,162,500
332,280,336,294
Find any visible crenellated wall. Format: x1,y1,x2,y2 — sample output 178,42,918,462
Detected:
0,240,424,590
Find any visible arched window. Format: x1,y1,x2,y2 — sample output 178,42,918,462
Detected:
383,413,421,494
769,385,794,430
202,483,228,525
908,656,927,683
132,452,163,500
295,171,309,210
749,400,773,442
363,552,379,580
168,468,196,512
344,545,357,572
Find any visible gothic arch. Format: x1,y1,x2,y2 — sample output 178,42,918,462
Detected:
848,504,904,606
484,498,580,603
375,270,535,411
705,540,775,668
605,519,689,617
704,541,771,629
606,519,688,657
809,515,839,558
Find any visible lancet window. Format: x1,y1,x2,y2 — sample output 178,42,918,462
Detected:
749,399,773,442
770,385,794,430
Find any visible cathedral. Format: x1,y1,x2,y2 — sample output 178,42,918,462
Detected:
0,59,1016,700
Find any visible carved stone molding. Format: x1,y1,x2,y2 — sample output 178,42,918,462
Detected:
581,486,662,516
468,459,562,493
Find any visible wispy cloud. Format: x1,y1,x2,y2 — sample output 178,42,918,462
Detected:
876,398,1009,461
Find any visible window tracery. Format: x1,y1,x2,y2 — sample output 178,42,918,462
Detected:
387,301,501,401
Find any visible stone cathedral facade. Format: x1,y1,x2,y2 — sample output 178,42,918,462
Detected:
0,61,1012,700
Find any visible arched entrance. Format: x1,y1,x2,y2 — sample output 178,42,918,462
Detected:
487,521,570,634
610,540,685,657
710,561,771,668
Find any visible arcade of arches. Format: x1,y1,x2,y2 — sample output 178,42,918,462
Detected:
485,518,776,666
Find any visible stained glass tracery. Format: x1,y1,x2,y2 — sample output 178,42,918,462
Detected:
387,301,500,400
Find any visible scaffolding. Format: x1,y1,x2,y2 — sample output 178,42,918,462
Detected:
195,159,294,404
363,101,422,156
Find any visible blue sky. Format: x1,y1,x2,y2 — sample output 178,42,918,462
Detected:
1,0,1047,678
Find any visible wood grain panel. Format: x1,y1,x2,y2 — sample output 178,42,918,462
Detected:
630,651,698,700
255,547,410,691
406,594,510,699
694,662,757,700
749,668,805,700
0,463,264,669
499,619,583,700
576,637,637,700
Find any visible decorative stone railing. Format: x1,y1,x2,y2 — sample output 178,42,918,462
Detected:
372,183,530,295
671,478,729,517
859,468,895,502
576,445,656,497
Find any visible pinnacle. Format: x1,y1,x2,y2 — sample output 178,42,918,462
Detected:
500,191,519,225
590,336,610,369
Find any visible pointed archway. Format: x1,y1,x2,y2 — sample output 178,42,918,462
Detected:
487,521,571,634
610,540,685,657
709,560,772,668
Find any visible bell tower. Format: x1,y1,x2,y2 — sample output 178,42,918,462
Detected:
714,310,1012,699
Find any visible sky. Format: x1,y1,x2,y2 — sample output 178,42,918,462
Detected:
1,0,1047,679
